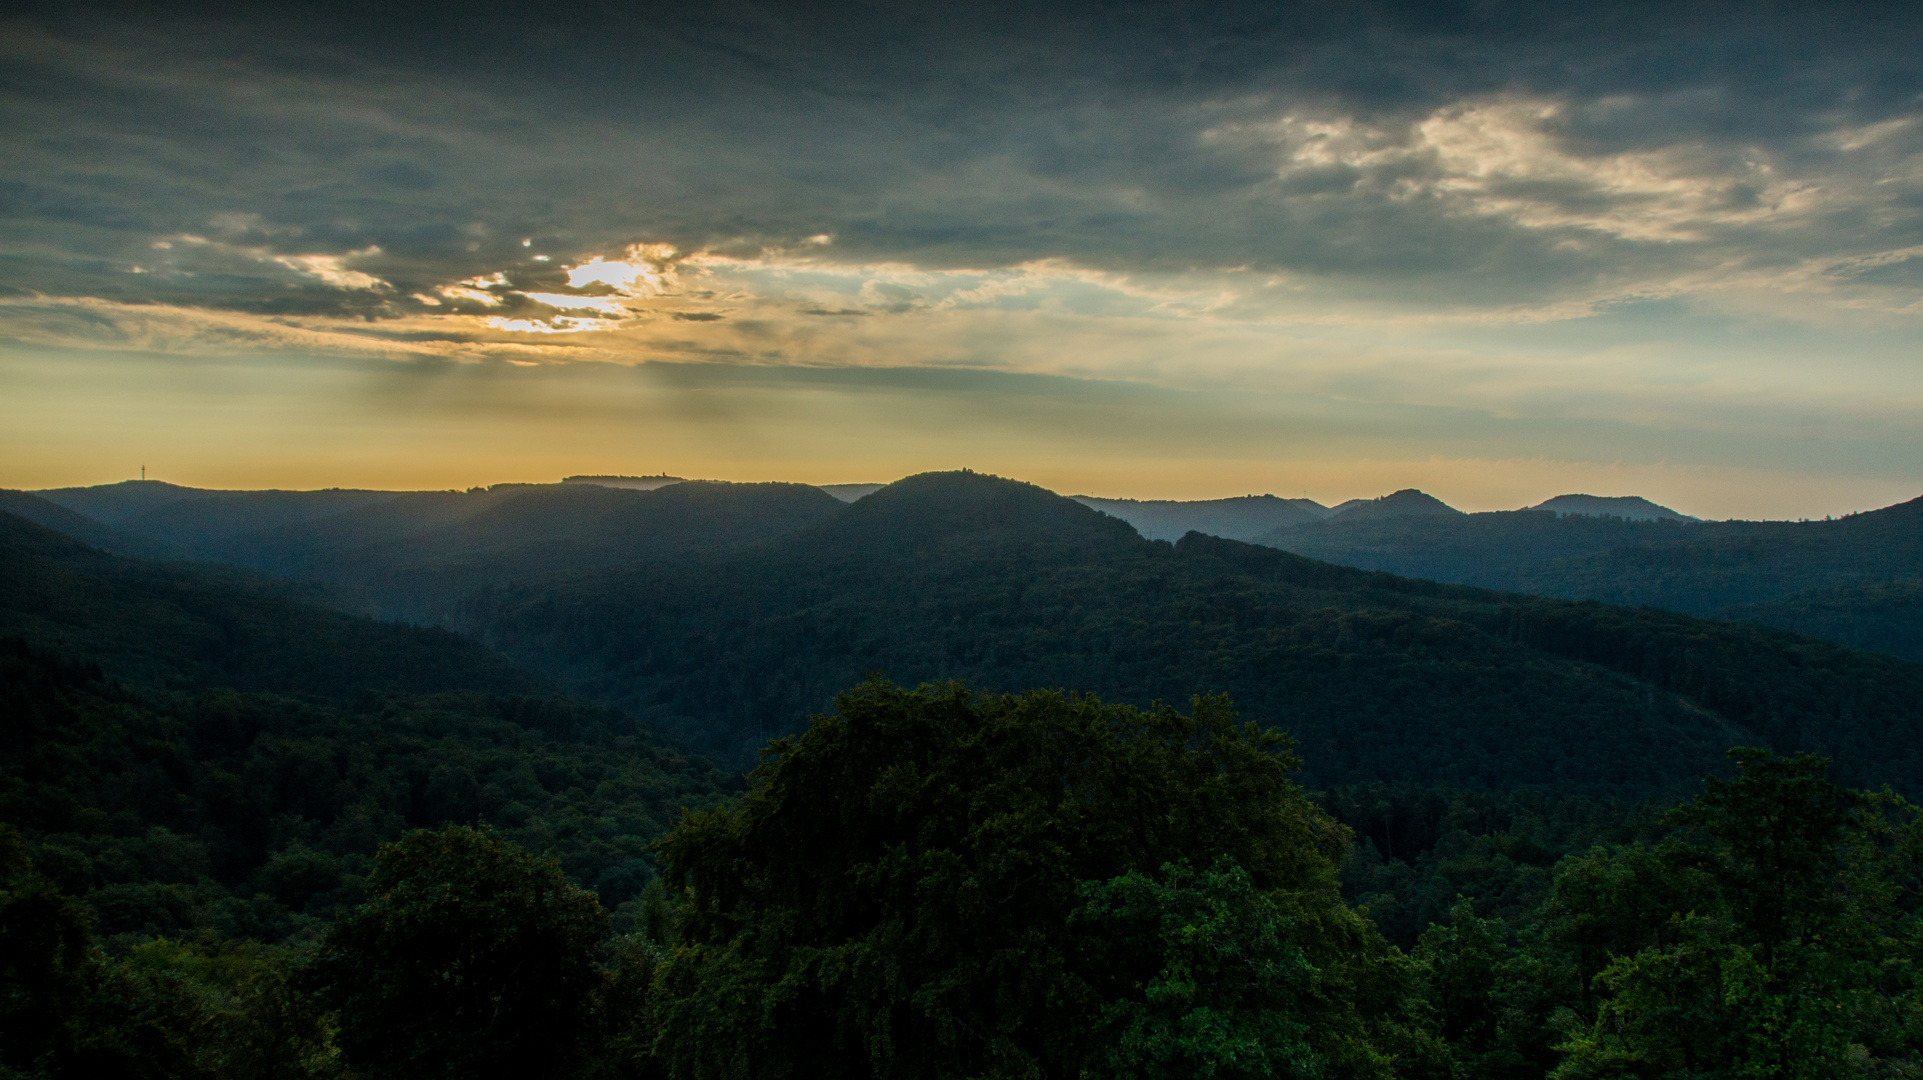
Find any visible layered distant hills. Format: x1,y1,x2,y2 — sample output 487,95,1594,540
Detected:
0,507,731,941
25,479,843,623
19,476,1923,665
1074,484,1923,663
7,474,1919,1069
12,471,1915,791
453,473,1923,788
1069,493,1329,541
1250,490,1922,661
10,471,1923,791
0,507,532,698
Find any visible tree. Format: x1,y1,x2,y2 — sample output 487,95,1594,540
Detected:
649,680,1431,1080
306,826,608,1080
1549,749,1921,1079
1077,857,1436,1080
0,824,94,1076
0,825,215,1080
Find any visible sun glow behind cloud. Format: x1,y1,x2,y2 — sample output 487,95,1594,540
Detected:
3,6,1921,511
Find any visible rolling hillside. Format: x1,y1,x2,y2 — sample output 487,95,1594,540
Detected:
469,472,1923,794
1258,497,1923,660
1070,493,1329,541
34,479,846,622
0,510,532,699
23,472,1923,794
0,511,734,945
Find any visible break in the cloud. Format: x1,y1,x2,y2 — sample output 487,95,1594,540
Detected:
0,1,1919,511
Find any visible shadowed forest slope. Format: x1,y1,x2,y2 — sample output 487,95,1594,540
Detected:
34,479,844,622
470,472,1923,794
0,511,531,699
1258,498,1923,660
0,510,733,941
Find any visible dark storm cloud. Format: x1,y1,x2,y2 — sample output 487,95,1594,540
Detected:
1,0,1919,317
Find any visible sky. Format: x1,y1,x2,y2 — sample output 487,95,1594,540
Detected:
1,1,1920,517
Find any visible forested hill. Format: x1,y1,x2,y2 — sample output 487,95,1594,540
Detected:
0,515,735,956
1256,510,1697,591
1069,493,1328,541
0,489,170,558
0,510,532,699
1258,497,1923,661
31,479,845,623
472,471,1923,794
1517,496,1923,613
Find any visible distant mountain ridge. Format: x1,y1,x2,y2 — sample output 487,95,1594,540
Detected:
1070,493,1330,541
1328,488,1462,522
0,509,531,698
0,489,169,557
562,474,685,490
462,471,1923,794
1531,493,1697,522
38,479,243,524
1255,495,1923,661
23,475,1923,664
31,478,844,623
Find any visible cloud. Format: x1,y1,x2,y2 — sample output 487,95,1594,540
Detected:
520,292,630,315
0,293,587,363
8,3,1918,307
1222,97,1821,243
273,248,390,290
2,1,1921,507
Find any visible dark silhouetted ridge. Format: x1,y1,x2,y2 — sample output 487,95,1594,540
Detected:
1532,493,1696,521
471,486,1923,795
404,480,843,564
1071,493,1329,541
36,479,229,524
802,470,1143,554
0,509,531,699
24,479,847,624
1254,491,1923,661
100,487,399,551
1330,489,1461,522
0,489,160,556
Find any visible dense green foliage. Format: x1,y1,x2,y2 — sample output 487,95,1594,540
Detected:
1713,575,1923,660
0,506,740,1077
649,681,1438,1080
0,637,731,943
9,657,1923,1076
308,827,609,1080
10,471,1923,1077
1321,785,1671,950
1,823,345,1079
